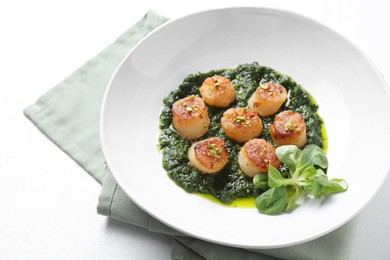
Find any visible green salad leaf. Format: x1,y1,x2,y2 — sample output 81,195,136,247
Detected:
253,173,269,191
254,145,348,215
255,187,288,215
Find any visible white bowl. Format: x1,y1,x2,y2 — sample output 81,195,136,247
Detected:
101,7,390,248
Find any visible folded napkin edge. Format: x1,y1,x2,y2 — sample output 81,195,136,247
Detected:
23,105,107,183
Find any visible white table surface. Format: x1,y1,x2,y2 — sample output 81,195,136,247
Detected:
1,0,389,259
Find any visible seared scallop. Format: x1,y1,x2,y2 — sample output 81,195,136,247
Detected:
238,139,281,178
269,110,307,148
248,82,287,116
199,76,236,107
172,95,210,140
188,137,229,174
221,107,263,143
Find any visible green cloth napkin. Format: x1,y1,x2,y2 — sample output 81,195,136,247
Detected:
24,10,358,260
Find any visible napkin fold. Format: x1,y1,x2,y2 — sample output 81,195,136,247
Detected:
24,10,358,260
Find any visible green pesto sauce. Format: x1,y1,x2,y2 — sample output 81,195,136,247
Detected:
159,62,326,204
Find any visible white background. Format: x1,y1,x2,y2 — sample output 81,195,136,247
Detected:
1,0,389,259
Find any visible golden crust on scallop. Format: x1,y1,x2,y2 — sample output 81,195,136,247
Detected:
199,76,236,107
238,139,280,177
188,137,228,174
248,82,287,116
269,110,307,148
172,95,210,140
221,107,263,143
